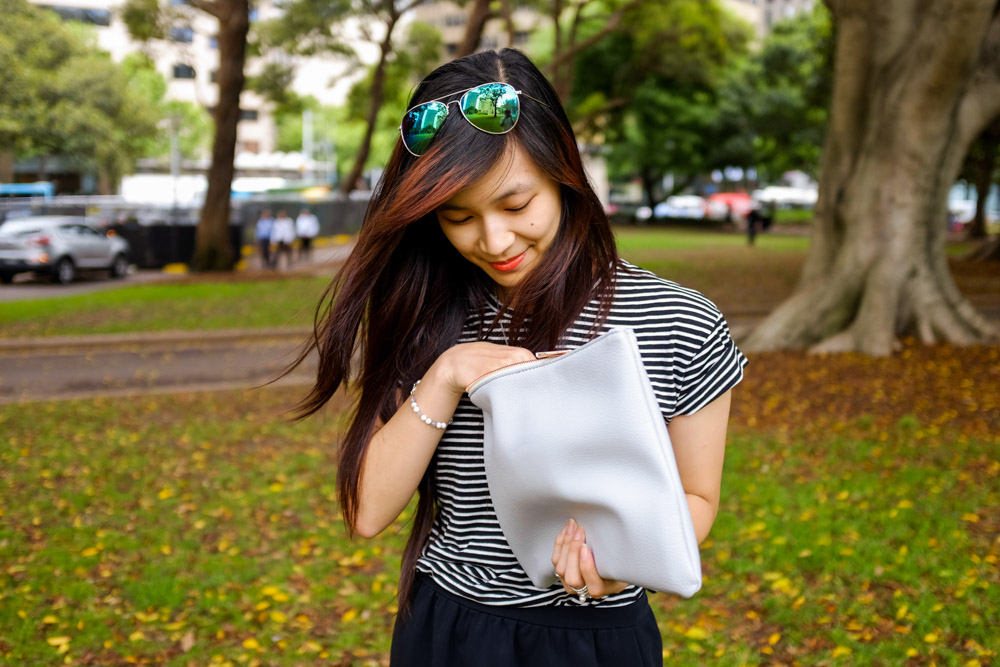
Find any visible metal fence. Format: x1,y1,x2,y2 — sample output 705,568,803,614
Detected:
0,193,370,268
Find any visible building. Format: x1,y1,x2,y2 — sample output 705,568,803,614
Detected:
19,0,364,192
412,0,542,59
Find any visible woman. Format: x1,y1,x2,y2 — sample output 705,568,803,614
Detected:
293,49,747,665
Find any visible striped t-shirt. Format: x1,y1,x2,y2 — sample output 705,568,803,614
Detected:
415,260,748,607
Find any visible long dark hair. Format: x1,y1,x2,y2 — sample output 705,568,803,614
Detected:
291,49,618,613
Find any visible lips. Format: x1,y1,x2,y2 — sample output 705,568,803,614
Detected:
489,251,526,272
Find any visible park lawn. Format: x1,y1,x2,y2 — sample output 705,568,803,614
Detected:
0,278,331,339
1,340,997,666
0,229,808,338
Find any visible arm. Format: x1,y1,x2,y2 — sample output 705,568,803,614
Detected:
553,390,733,596
668,389,731,543
352,342,536,538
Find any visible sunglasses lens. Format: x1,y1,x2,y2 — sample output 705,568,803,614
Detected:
401,101,449,155
460,83,520,134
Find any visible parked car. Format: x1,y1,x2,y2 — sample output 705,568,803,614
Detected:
653,195,707,219
0,216,130,284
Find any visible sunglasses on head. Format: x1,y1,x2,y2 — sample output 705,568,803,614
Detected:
399,82,548,157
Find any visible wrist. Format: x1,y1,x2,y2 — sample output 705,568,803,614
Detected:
426,350,465,398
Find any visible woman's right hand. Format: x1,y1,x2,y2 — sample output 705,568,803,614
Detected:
433,342,537,396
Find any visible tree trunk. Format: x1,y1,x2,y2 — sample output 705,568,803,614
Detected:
744,0,1000,355
339,4,399,197
0,152,13,183
968,132,996,239
454,0,493,58
192,0,249,272
500,0,516,48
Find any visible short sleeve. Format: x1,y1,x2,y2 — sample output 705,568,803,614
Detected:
674,312,748,415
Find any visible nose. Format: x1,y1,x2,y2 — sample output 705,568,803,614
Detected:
479,216,516,257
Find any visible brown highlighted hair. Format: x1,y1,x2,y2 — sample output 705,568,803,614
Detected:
290,49,618,614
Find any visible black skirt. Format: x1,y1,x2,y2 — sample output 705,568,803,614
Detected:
390,575,662,666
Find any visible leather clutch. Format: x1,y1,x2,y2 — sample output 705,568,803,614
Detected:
467,327,702,597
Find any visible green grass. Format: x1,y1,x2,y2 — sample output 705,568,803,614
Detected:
1,389,996,665
0,278,330,338
772,208,815,225
1,229,809,338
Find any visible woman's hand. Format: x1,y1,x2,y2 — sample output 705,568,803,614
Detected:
551,519,629,600
433,342,536,396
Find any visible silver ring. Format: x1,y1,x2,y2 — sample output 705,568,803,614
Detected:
567,583,590,603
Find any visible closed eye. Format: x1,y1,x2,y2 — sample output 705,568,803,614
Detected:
507,197,534,213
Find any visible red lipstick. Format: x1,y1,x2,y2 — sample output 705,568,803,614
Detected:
490,252,526,272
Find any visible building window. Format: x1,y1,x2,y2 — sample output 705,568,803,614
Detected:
445,43,457,55
173,64,196,79
209,35,218,48
169,0,188,5
445,14,465,27
513,31,530,45
239,109,259,122
482,36,498,50
210,70,218,83
39,5,112,26
249,8,259,21
169,25,194,43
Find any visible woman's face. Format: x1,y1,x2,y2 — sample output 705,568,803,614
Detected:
436,144,561,295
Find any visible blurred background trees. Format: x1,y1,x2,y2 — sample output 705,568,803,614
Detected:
0,0,160,191
5,0,999,353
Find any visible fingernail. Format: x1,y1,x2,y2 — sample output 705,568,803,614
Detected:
574,527,584,541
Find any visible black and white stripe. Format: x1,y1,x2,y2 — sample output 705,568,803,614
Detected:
415,260,748,607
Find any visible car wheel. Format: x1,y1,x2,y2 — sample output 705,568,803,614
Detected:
0,273,13,284
53,257,76,285
110,253,129,278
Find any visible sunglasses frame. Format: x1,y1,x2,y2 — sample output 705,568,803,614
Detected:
398,82,548,157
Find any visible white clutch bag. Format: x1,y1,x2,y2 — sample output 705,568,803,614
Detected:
467,327,702,597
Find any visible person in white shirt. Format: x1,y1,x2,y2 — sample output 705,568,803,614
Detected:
295,208,320,261
269,210,296,269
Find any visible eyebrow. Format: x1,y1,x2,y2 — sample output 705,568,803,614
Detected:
439,182,536,211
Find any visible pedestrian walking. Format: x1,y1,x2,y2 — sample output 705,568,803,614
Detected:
747,203,762,245
289,49,747,666
254,209,274,268
269,210,296,269
295,208,320,262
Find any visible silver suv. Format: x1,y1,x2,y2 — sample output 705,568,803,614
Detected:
0,216,130,284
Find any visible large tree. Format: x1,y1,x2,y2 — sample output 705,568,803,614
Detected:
744,0,1000,356
0,1,160,190
715,6,834,183
123,0,249,271
260,0,423,195
566,0,752,204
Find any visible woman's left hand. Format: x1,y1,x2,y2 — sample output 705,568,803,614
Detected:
551,519,629,600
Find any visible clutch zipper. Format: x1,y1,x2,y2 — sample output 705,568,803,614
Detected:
465,349,570,394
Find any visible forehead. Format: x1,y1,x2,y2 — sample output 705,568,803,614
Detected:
443,144,547,208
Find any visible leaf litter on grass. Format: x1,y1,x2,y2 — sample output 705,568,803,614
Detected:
1,339,999,665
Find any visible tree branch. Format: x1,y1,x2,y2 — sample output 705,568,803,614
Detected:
545,0,645,72
957,7,1000,148
186,0,220,18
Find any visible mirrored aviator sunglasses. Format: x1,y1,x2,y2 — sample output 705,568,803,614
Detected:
399,82,546,157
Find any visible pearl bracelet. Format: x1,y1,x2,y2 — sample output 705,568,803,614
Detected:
410,380,451,430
